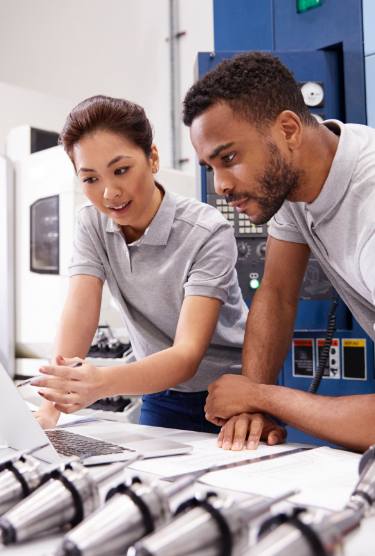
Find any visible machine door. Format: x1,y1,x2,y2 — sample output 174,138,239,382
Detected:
30,195,59,274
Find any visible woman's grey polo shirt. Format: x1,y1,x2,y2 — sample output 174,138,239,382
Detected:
68,187,248,392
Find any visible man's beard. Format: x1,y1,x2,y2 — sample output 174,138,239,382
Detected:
225,142,301,225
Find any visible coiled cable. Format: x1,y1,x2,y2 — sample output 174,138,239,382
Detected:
309,291,339,394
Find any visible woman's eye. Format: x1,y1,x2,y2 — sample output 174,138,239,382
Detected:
222,153,235,163
114,167,129,175
83,177,97,184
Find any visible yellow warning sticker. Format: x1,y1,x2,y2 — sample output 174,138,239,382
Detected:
342,340,365,348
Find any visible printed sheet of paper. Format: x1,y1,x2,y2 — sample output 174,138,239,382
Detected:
200,446,361,511
56,411,101,428
128,438,300,477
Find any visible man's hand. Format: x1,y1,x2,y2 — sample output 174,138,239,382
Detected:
205,374,287,450
205,374,263,420
217,413,287,450
32,355,107,414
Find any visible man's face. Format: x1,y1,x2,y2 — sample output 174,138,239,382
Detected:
190,103,301,225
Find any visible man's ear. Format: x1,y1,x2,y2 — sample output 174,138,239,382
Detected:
275,110,303,151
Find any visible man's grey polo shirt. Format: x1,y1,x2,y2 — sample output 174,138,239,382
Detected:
68,187,248,392
269,120,375,340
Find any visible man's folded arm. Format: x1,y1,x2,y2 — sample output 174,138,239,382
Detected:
205,374,375,452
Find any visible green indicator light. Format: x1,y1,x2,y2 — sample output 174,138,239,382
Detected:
297,0,322,14
250,279,260,290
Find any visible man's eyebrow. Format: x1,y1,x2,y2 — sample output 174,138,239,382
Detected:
107,155,132,168
209,142,234,160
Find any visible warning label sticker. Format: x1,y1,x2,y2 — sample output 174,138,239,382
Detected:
317,338,340,379
293,339,314,377
342,339,366,380
342,340,365,348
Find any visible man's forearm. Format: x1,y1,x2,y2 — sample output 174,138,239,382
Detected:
242,284,298,384
253,383,375,452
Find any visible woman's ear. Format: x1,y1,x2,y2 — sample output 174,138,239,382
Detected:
150,143,159,173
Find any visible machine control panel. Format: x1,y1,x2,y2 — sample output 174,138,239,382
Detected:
206,170,333,302
208,191,268,301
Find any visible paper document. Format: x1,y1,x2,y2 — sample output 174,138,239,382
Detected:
200,446,361,511
56,411,101,428
128,440,299,477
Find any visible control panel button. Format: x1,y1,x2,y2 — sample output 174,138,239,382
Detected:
256,241,267,258
249,278,260,290
238,244,247,256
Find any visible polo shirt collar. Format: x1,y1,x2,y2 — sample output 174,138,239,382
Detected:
304,120,359,227
105,185,177,246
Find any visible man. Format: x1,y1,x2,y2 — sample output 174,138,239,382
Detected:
182,51,375,453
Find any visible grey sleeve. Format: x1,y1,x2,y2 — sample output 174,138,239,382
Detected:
184,223,237,303
359,233,375,305
68,212,106,282
269,202,307,244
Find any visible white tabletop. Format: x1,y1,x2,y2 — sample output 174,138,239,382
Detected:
0,420,372,555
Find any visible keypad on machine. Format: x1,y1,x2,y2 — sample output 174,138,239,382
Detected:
215,198,235,228
238,213,263,235
215,198,265,235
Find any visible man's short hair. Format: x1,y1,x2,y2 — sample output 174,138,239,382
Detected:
183,51,316,128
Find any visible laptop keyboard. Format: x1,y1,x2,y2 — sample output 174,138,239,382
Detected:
45,429,134,457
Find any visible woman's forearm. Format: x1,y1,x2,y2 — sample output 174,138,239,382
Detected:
104,345,201,397
36,295,223,413
37,275,102,422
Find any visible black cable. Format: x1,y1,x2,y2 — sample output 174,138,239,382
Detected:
308,291,339,394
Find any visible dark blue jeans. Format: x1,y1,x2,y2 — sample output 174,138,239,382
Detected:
140,389,221,434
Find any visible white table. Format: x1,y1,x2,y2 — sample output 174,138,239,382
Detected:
0,420,372,556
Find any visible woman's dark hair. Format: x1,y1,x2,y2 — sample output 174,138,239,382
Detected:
59,95,154,165
183,51,317,128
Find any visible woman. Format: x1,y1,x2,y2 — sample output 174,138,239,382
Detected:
33,94,248,434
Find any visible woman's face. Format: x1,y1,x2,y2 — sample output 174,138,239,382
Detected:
73,130,160,232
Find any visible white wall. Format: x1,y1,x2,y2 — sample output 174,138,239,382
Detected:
0,0,214,174
179,0,214,174
0,81,74,155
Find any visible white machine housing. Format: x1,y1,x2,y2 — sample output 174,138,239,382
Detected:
14,146,86,365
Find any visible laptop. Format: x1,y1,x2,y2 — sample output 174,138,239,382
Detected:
0,367,192,465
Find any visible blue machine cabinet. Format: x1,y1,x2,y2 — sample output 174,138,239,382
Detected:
213,0,366,124
197,45,375,447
